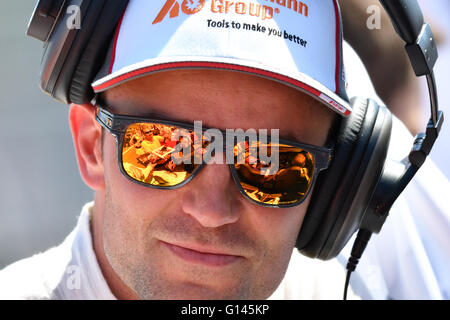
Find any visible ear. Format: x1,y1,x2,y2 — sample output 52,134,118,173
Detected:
69,103,105,191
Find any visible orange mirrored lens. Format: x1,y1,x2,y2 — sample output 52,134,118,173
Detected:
121,123,315,205
234,143,315,205
122,123,203,187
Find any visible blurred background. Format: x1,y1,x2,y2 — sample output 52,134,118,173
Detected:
0,1,93,269
0,0,448,270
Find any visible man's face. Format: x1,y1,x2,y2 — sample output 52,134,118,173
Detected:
97,69,334,299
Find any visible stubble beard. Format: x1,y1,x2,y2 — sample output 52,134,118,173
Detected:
101,187,261,300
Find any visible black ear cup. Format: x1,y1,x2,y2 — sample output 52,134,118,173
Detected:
296,97,392,260
69,1,129,104
29,0,128,104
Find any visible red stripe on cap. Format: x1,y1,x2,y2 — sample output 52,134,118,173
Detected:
108,6,128,75
332,0,340,95
92,61,348,115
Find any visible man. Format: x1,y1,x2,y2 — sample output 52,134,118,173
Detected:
0,0,447,300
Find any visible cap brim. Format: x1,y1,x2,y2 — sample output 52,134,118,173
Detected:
92,56,351,117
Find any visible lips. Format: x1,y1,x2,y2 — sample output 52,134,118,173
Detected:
161,241,243,267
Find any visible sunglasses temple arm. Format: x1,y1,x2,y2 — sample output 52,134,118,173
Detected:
95,106,117,132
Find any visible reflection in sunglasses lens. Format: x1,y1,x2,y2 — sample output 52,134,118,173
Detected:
234,143,315,206
122,123,200,187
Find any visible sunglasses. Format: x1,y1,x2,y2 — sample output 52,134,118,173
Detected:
95,105,332,208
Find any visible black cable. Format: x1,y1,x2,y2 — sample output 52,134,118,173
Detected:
343,269,352,300
343,229,372,300
425,71,439,126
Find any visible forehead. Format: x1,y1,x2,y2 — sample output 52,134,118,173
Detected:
102,69,336,145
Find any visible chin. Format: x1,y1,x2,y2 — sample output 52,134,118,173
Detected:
166,284,244,300
133,275,254,300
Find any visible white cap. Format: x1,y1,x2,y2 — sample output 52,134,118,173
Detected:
92,0,351,116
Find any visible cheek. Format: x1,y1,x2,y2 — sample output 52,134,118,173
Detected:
101,136,169,247
250,199,309,249
244,199,310,297
101,136,187,284
103,134,167,209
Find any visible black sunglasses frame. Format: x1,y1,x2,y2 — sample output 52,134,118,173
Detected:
95,105,333,208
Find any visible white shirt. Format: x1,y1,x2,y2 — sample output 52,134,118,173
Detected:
0,202,115,300
0,202,359,300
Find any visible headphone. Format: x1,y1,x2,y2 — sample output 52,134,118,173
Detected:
27,0,443,261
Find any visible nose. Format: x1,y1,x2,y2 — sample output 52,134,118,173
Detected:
181,156,242,228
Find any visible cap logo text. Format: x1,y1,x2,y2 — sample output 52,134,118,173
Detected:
153,0,308,25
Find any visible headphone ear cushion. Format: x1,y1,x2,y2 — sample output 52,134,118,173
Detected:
69,1,128,104
296,97,369,256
